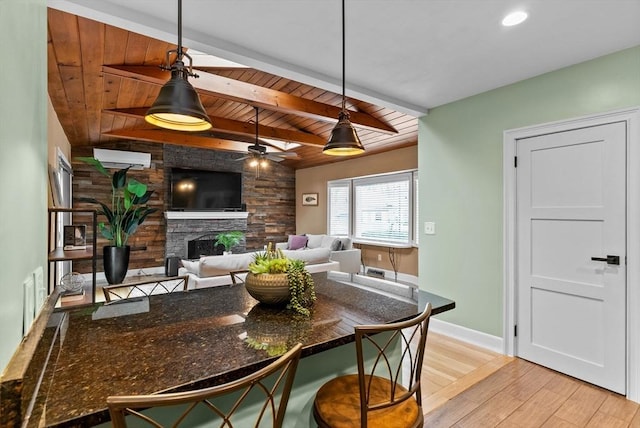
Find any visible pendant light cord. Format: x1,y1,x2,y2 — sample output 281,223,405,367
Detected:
341,0,346,112
177,0,183,59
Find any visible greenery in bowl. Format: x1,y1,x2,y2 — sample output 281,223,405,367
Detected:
77,157,157,247
214,230,244,253
248,244,316,316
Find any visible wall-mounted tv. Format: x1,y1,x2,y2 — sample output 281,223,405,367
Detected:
170,168,243,211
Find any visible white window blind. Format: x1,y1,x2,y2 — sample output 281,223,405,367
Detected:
354,173,411,244
328,181,350,236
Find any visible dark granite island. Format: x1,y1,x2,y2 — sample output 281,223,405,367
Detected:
17,273,454,427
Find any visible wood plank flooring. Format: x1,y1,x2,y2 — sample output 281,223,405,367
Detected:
423,332,640,427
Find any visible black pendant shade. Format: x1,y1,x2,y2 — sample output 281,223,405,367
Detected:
144,0,212,132
145,61,212,131
323,111,365,156
323,0,364,156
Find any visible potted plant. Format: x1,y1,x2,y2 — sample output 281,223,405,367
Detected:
77,157,157,284
246,244,316,316
214,230,244,255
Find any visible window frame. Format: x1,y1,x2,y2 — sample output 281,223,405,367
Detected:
327,169,419,247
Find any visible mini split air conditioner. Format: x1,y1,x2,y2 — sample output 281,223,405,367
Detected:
93,148,151,170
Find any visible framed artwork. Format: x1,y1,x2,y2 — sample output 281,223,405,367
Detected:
302,193,319,206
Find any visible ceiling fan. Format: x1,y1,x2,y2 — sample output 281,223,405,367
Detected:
235,107,299,168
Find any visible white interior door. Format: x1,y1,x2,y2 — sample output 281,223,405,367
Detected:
516,122,626,394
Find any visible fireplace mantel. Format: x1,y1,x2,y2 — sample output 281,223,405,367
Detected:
164,211,249,220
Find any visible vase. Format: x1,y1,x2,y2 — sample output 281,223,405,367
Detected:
103,245,130,284
244,272,290,305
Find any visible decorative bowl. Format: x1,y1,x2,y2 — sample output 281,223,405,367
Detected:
244,272,290,305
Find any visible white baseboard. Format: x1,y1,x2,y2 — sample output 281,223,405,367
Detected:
429,318,504,354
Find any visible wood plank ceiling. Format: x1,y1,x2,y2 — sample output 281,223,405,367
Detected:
47,8,418,170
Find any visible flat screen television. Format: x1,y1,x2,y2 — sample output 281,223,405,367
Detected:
170,168,243,211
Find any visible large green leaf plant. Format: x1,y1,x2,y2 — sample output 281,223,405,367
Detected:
78,157,157,247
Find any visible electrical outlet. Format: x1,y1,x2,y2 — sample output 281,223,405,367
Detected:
424,221,436,235
377,254,382,261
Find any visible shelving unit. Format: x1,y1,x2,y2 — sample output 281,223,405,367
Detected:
48,208,98,307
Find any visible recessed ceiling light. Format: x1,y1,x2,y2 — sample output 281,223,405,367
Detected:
502,11,528,27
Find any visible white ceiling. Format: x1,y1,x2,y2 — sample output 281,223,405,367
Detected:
49,0,640,117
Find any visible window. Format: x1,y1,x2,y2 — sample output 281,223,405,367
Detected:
327,170,418,246
327,181,350,236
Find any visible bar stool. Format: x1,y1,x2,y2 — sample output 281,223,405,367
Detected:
107,343,302,428
313,304,432,428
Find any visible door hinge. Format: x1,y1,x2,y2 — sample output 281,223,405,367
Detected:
514,156,518,168
514,325,518,337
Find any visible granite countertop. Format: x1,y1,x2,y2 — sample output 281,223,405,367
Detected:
38,273,454,427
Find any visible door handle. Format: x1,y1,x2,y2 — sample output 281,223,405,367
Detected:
591,255,620,265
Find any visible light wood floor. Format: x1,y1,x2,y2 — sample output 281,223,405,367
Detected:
423,332,640,427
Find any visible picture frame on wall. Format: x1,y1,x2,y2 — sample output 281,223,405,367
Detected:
302,193,318,206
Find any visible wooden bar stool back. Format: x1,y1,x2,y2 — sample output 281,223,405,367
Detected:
107,343,302,428
313,304,432,428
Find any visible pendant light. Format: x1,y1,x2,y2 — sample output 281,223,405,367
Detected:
145,0,212,132
323,0,364,156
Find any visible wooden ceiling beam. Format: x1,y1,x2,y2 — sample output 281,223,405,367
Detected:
102,128,255,153
102,65,398,134
104,107,326,147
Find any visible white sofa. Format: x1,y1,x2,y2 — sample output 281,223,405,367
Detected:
178,248,340,289
275,234,361,275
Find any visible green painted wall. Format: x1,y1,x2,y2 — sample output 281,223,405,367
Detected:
419,46,640,337
0,0,48,371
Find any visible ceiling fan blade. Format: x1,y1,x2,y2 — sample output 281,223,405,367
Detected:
274,151,299,158
265,155,285,162
234,155,250,161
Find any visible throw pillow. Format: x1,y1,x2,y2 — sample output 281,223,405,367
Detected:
320,235,338,249
306,234,324,249
339,237,352,250
330,238,342,251
288,234,308,250
181,259,199,275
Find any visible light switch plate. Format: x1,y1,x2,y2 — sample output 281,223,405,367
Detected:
424,222,436,235
34,266,45,311
23,275,35,336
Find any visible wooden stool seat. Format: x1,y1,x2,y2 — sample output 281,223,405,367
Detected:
314,374,422,428
312,304,432,428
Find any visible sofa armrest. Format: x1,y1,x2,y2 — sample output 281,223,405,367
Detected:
330,249,361,274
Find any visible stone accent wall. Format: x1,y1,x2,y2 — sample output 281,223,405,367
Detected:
163,145,296,252
71,142,296,273
166,217,247,259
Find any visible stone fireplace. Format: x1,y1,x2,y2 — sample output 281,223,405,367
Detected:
165,212,248,260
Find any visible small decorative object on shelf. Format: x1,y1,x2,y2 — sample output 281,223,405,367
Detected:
246,243,316,316
63,225,87,250
60,272,85,295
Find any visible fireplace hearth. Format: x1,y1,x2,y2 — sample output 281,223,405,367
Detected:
165,212,248,260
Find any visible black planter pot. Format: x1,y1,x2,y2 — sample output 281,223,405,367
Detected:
103,245,130,284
